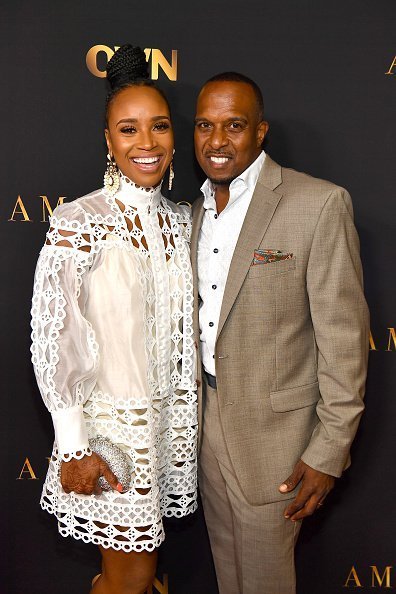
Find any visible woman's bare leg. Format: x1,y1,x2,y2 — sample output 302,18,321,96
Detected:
91,546,158,594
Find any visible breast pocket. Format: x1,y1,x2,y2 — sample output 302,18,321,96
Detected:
247,257,296,278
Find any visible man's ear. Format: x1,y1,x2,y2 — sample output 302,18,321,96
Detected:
257,121,269,147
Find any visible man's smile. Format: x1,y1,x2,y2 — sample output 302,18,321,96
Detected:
205,153,233,168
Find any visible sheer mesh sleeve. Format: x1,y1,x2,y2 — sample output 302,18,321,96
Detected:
31,202,99,461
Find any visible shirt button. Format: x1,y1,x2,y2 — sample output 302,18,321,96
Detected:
213,248,219,253
212,285,217,289
214,214,218,219
209,322,214,327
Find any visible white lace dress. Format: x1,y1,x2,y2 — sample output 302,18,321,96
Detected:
31,175,198,552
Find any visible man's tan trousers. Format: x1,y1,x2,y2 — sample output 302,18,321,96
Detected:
199,383,301,594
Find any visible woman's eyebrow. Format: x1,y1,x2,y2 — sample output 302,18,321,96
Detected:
116,115,170,125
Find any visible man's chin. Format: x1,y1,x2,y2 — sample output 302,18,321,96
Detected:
208,175,235,186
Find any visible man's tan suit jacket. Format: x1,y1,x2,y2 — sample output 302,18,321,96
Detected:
191,155,369,506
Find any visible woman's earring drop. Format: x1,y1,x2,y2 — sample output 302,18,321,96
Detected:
168,161,175,191
104,153,120,196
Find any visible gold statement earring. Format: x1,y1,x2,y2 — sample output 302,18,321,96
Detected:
168,149,175,191
104,153,120,196
168,161,175,191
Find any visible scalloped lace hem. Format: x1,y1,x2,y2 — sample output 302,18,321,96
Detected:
40,498,197,551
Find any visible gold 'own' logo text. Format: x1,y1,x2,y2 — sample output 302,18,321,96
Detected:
86,46,178,80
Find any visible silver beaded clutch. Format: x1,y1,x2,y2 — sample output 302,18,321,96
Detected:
89,435,132,492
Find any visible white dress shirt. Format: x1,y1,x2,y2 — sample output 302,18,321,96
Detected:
198,151,266,375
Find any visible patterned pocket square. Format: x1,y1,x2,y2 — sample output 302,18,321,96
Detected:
252,249,293,265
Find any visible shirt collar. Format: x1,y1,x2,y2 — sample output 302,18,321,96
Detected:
201,150,266,211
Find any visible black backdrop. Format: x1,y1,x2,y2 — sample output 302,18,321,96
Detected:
2,1,395,592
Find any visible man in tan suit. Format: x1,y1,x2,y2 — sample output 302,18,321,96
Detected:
191,72,369,594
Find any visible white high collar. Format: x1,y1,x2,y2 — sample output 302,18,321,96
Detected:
115,172,163,210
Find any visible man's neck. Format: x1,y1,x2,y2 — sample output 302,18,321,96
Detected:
211,151,264,214
214,184,230,214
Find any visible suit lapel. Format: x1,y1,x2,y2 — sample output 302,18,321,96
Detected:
216,156,283,340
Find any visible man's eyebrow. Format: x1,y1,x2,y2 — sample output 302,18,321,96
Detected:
226,117,248,123
194,116,248,124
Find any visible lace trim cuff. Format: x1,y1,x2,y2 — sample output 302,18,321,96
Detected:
51,405,90,460
59,446,93,462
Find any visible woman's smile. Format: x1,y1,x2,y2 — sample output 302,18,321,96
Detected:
129,154,164,172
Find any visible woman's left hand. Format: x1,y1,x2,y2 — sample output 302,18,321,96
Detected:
60,452,119,495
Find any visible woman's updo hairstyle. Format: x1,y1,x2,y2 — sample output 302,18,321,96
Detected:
105,44,170,123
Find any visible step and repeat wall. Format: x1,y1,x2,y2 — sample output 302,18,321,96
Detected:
2,1,395,592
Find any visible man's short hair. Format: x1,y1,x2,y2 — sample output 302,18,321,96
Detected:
205,72,264,121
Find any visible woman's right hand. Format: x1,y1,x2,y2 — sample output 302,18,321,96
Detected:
60,452,120,495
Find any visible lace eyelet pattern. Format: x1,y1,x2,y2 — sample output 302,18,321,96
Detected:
31,185,197,552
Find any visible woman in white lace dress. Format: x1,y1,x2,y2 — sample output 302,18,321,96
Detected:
31,45,197,594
